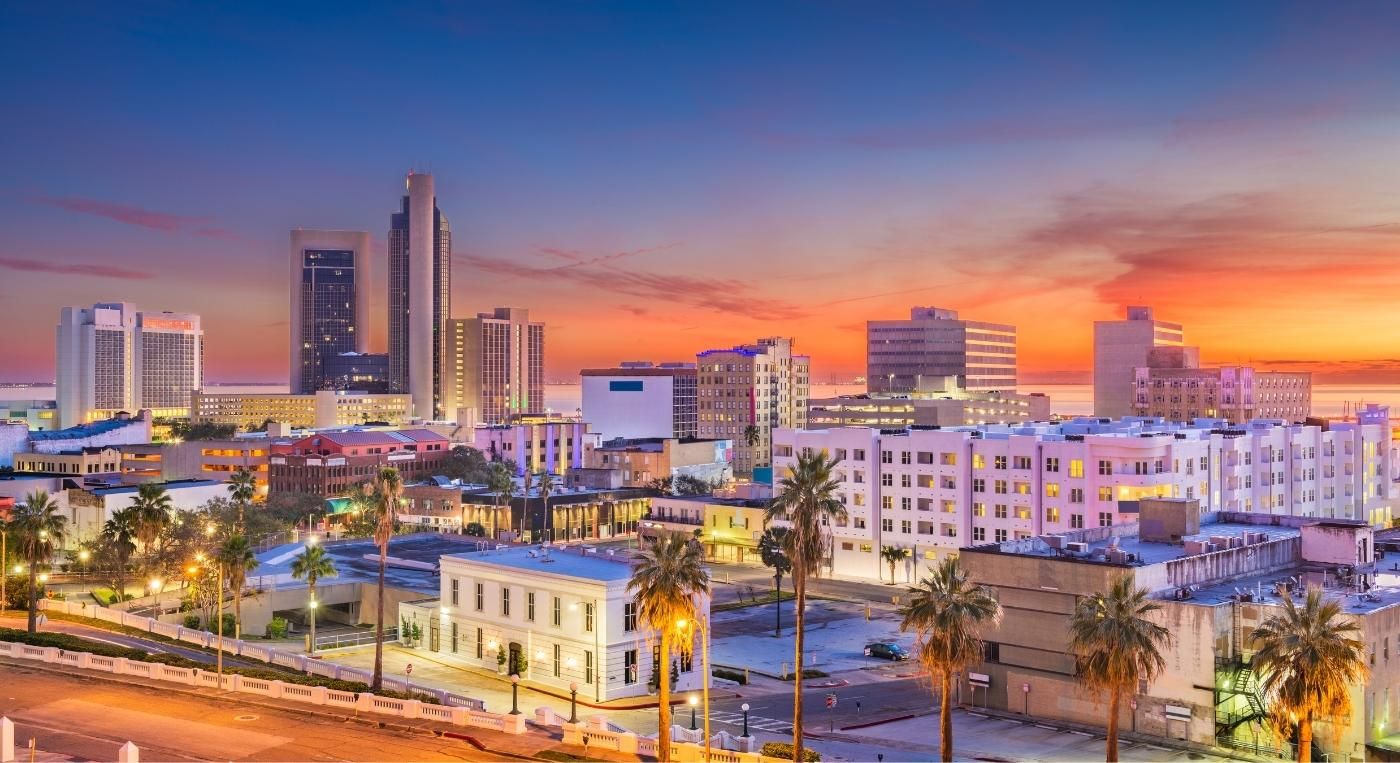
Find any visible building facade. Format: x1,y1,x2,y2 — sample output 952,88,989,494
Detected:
1133,366,1312,424
268,429,450,497
808,391,1051,429
446,308,545,425
190,389,413,430
643,495,768,563
13,447,123,476
580,362,698,441
696,337,809,476
120,439,271,495
867,307,1016,394
772,407,1394,581
322,352,391,392
289,229,372,394
586,437,733,488
473,421,596,478
387,172,451,419
400,545,707,702
56,303,203,427
1094,306,1188,419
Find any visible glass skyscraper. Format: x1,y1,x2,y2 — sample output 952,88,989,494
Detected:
289,230,371,394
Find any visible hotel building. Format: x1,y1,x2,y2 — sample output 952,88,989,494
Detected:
696,337,808,477
867,307,1016,394
56,303,203,427
190,389,412,430
446,308,545,425
580,362,698,440
289,229,372,394
772,405,1394,581
387,172,452,419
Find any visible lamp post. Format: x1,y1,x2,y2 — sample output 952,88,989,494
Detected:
569,681,579,724
509,674,521,715
1,529,6,614
688,695,698,730
741,703,750,737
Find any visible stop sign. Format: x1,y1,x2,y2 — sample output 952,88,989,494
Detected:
406,663,414,675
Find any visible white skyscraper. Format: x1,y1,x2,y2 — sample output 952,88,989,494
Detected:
56,302,203,428
388,172,451,420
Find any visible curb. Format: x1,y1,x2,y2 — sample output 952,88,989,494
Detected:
840,713,915,731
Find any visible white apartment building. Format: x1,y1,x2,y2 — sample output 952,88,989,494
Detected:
581,362,698,440
697,337,809,476
402,545,706,702
773,405,1395,581
56,302,204,427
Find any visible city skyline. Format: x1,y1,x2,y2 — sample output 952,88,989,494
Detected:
5,3,1400,384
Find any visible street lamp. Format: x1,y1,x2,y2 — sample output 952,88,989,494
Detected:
568,681,579,724
741,703,750,737
509,674,521,715
689,695,698,730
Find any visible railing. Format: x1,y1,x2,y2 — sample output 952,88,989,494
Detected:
1217,733,1290,759
315,629,397,650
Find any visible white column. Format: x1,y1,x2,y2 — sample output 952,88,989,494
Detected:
407,173,436,420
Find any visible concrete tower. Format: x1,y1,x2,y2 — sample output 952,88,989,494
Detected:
388,172,451,419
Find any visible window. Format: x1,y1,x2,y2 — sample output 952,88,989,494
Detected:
1014,482,1030,495
853,449,866,461
476,627,483,659
881,473,893,487
527,592,536,621
1070,514,1084,529
552,596,562,627
624,602,637,632
1045,483,1060,498
901,520,911,534
882,518,894,532
881,496,894,509
584,603,595,633
1013,456,1032,470
624,649,638,684
1069,459,1084,478
1070,488,1084,504
1044,457,1059,473
939,452,956,466
973,454,985,469
474,582,484,611
900,474,912,488
451,622,458,654
1098,486,1112,502
994,480,1008,494
554,644,562,677
585,650,594,685
1099,512,1113,527
995,504,1008,519
901,451,912,465
994,455,1007,470
450,578,459,606
1045,507,1060,523
1098,460,1112,476
994,529,1007,542
973,527,986,542
881,450,893,464
901,497,912,510
972,502,986,517
502,587,511,617
973,478,986,493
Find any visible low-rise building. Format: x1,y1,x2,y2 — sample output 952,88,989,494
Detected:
581,362,698,440
586,437,733,488
1133,366,1312,424
119,439,271,495
1,399,58,430
400,545,708,701
65,478,227,545
642,495,768,563
268,429,450,497
13,447,123,477
191,389,413,430
808,390,1050,429
473,421,597,478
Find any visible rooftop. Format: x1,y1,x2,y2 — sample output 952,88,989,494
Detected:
85,478,223,496
1183,565,1400,616
29,416,145,441
979,521,1303,566
445,544,637,582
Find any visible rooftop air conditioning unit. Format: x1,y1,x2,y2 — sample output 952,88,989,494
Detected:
1042,535,1064,550
1065,541,1089,554
1184,540,1207,555
1108,549,1129,564
1229,537,1245,549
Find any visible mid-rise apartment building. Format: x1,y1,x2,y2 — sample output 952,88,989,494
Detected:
289,229,372,394
586,437,733,488
580,362,697,440
473,421,596,478
447,308,545,425
1133,366,1312,423
1094,306,1186,419
772,405,1394,581
190,389,412,430
808,389,1050,429
868,307,1016,394
696,337,808,476
56,303,203,427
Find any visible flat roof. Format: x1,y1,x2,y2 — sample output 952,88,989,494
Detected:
445,545,636,582
1184,565,1400,616
253,533,477,595
984,521,1302,567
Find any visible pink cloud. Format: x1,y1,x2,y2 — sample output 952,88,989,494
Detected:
28,195,246,241
0,256,154,280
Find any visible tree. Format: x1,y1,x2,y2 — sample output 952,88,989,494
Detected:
227,468,257,532
880,545,909,585
487,462,516,540
370,467,402,690
98,507,139,602
129,483,173,576
290,543,338,654
758,527,791,637
217,535,257,640
533,471,557,543
168,420,238,441
764,451,845,763
1068,575,1171,763
464,522,486,537
628,532,709,763
439,446,492,484
10,491,67,632
744,425,761,449
1250,587,1368,763
899,557,1001,762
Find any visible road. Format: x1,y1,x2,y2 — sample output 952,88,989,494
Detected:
0,663,494,761
0,613,267,670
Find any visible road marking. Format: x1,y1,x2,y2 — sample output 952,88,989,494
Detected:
1068,730,1093,737
1034,724,1058,730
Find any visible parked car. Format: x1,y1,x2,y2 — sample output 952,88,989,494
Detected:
863,642,910,661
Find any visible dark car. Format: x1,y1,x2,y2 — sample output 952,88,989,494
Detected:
864,642,910,661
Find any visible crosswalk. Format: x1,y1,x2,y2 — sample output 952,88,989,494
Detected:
708,710,793,734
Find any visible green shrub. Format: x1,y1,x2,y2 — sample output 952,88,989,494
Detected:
266,617,288,639
780,668,829,681
712,667,747,685
219,613,236,636
183,614,202,630
761,742,820,762
92,587,121,606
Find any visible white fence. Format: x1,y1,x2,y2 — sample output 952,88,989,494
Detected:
0,639,525,735
562,716,765,761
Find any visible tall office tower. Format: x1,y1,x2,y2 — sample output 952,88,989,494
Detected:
581,361,698,440
867,307,1017,394
1093,306,1186,418
56,303,203,428
696,337,809,476
446,308,545,425
387,172,451,419
289,229,371,393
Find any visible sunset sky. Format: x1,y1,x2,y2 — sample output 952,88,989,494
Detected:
3,2,1400,384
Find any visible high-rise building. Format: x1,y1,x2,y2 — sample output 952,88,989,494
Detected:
446,308,545,425
56,303,203,428
580,362,697,440
696,337,809,476
289,229,371,394
867,307,1016,394
322,352,391,392
387,172,451,419
1093,306,1186,418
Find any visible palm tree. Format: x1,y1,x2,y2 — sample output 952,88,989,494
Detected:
217,535,257,640
900,556,1001,762
227,468,257,532
628,532,709,763
290,543,338,654
99,507,139,603
1250,587,1368,763
129,483,173,576
534,471,556,543
744,424,761,449
880,545,908,585
370,467,402,690
758,527,791,637
10,491,67,633
764,450,845,763
488,462,515,541
1068,575,1171,762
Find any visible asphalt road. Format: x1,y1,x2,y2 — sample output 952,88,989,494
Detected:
711,675,933,736
0,613,268,669
0,664,494,762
